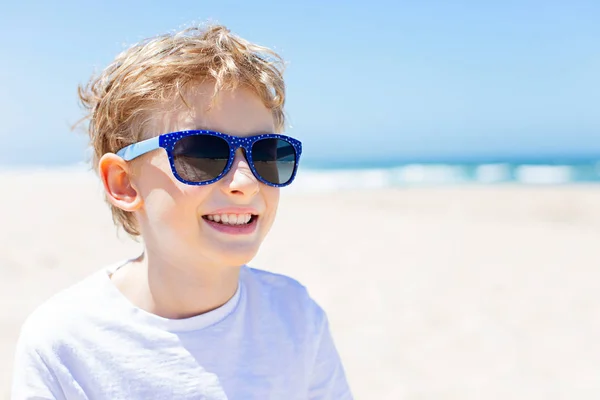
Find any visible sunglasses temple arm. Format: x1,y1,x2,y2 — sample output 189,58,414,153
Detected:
116,136,161,161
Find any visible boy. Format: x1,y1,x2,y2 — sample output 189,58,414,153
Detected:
11,25,353,399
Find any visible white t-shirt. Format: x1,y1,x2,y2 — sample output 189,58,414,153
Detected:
11,261,353,399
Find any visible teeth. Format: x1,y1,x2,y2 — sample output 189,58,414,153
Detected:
206,213,253,225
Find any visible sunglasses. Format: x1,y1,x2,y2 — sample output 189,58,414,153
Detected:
116,130,302,187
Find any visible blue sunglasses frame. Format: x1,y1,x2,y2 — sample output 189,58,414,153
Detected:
116,130,302,187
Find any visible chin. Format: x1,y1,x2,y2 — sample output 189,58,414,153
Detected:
219,254,256,267
213,245,260,267
196,229,264,267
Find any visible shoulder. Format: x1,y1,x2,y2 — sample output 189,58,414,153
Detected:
242,265,316,304
243,265,308,291
18,268,110,351
241,266,327,330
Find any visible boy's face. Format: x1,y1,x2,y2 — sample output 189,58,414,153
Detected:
127,81,279,269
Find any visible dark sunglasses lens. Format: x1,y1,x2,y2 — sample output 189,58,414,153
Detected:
172,135,230,182
251,138,296,185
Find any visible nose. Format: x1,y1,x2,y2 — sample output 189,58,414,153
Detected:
220,148,259,197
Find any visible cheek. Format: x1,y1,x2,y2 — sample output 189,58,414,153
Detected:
140,187,185,229
263,186,280,221
134,158,209,225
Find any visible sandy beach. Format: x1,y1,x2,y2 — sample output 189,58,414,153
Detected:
2,169,600,399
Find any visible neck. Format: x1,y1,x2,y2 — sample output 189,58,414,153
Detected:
112,250,241,320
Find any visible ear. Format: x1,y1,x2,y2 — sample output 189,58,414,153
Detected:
98,153,143,212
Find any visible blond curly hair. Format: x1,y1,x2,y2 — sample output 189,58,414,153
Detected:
77,24,286,237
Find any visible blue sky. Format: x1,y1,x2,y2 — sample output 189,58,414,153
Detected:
1,0,599,166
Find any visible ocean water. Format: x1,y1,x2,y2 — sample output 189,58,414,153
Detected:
289,159,600,193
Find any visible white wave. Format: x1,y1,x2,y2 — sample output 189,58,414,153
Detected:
291,164,471,193
514,165,574,184
289,168,392,193
0,162,93,177
393,164,469,185
475,164,512,183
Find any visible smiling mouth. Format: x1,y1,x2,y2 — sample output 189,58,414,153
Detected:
201,214,259,226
